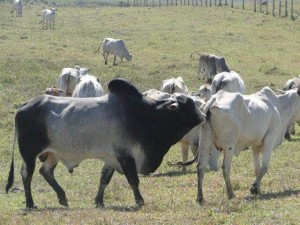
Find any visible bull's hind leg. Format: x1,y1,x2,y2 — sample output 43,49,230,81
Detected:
103,52,108,65
117,155,144,207
20,159,36,208
113,55,117,66
95,164,115,207
39,153,68,207
222,148,235,199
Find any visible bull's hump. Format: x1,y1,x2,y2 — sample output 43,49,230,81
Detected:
108,78,142,99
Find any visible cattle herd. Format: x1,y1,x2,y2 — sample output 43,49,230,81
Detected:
5,0,300,210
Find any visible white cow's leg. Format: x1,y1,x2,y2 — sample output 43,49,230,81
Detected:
103,52,108,65
250,144,273,195
181,141,189,172
53,20,55,30
95,164,115,207
117,154,144,207
222,147,235,199
252,147,261,177
113,55,117,66
196,124,213,204
39,153,68,207
208,147,220,171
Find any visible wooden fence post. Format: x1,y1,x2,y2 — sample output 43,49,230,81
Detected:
291,0,294,20
284,0,288,17
279,0,281,16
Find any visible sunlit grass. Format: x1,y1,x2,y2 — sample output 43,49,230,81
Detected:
0,2,300,224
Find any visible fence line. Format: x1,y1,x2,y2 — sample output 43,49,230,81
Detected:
116,0,298,20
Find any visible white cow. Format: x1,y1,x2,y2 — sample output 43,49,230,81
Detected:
282,77,300,140
197,84,212,101
160,76,189,95
57,65,89,96
95,38,132,66
42,8,56,30
72,75,104,98
195,86,300,204
11,0,23,17
211,71,246,95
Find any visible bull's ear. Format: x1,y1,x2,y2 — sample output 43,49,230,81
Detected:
166,102,178,110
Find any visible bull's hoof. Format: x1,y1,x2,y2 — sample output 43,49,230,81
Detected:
59,199,69,207
196,197,205,205
228,193,235,200
250,184,259,195
136,199,145,208
96,203,105,208
26,205,37,209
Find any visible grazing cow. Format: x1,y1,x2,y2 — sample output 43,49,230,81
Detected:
72,75,104,98
42,8,56,30
57,65,89,97
44,87,65,96
5,78,206,209
160,76,189,95
191,53,230,83
11,0,23,17
95,38,132,66
195,86,300,204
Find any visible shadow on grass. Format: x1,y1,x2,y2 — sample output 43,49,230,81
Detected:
149,170,196,177
245,189,300,201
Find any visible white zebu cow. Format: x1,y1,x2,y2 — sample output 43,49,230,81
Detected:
191,71,246,171
282,77,300,140
57,65,89,96
72,75,104,98
160,76,189,95
11,0,23,17
95,38,132,66
195,86,300,204
42,8,56,30
211,71,246,95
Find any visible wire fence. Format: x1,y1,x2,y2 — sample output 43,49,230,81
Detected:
2,0,299,20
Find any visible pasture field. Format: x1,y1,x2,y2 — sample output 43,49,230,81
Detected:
0,2,300,224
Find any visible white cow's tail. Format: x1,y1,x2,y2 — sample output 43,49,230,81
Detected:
5,126,17,193
190,52,201,58
168,150,199,168
95,44,101,53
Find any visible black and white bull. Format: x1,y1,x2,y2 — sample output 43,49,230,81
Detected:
5,78,206,209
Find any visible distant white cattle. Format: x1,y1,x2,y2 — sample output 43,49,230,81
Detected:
57,65,89,96
11,0,23,17
72,75,104,98
95,38,132,66
195,86,300,204
160,76,189,95
191,53,230,83
197,84,212,101
42,8,56,30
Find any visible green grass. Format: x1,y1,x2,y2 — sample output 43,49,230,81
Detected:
0,2,300,224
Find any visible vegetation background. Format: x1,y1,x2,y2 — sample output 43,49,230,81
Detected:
0,1,299,224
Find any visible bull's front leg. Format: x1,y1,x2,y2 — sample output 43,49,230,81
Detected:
95,165,115,208
117,154,144,207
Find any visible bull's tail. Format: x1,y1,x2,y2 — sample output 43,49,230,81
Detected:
190,52,201,58
5,126,17,193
